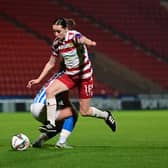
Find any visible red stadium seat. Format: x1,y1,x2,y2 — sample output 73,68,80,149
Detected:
1,0,168,96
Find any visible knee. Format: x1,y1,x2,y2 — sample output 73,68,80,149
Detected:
79,107,90,116
46,88,55,98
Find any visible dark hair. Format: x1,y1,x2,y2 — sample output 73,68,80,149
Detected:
52,17,76,30
65,18,76,30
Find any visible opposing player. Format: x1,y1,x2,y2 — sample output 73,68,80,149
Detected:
27,17,116,135
31,72,78,148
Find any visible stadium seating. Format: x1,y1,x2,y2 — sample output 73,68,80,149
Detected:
0,18,51,96
63,0,168,57
0,0,168,96
62,0,168,89
0,17,113,96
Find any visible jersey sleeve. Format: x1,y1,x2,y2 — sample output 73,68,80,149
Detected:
74,31,83,43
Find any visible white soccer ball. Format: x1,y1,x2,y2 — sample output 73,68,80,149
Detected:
11,133,30,151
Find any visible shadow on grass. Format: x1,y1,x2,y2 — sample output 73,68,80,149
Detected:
8,143,168,152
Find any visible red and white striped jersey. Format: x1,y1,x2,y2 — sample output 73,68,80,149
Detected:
51,30,93,80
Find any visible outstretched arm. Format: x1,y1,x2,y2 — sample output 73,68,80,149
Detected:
80,36,96,47
27,55,56,88
75,33,96,47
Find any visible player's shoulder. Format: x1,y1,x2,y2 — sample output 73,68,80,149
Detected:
68,30,80,34
66,30,81,40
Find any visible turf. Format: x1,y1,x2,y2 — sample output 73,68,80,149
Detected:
0,110,168,168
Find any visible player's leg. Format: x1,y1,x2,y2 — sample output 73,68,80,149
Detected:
56,106,78,149
31,90,78,148
31,74,77,147
30,102,60,147
78,79,116,132
45,79,69,128
30,86,57,147
41,74,75,131
55,92,78,148
47,91,78,148
79,99,116,132
32,129,61,148
31,103,78,148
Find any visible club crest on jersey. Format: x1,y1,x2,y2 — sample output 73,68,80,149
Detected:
59,42,74,50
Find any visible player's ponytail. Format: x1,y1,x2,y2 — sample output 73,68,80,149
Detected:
65,18,76,30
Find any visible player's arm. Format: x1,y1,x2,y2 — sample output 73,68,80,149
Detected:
75,33,96,47
80,36,96,46
27,55,56,88
36,55,56,82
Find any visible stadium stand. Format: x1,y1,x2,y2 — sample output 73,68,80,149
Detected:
62,0,168,90
0,4,114,96
0,0,168,97
0,18,52,96
63,0,168,58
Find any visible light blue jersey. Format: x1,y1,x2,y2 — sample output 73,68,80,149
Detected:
33,87,46,104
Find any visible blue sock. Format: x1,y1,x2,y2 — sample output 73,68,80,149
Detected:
62,116,76,132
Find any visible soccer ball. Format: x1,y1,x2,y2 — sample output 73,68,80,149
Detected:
11,133,30,151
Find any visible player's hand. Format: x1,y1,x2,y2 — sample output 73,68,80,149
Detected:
91,41,96,46
26,79,40,88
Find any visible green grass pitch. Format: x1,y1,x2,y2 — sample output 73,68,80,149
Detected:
0,110,168,168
